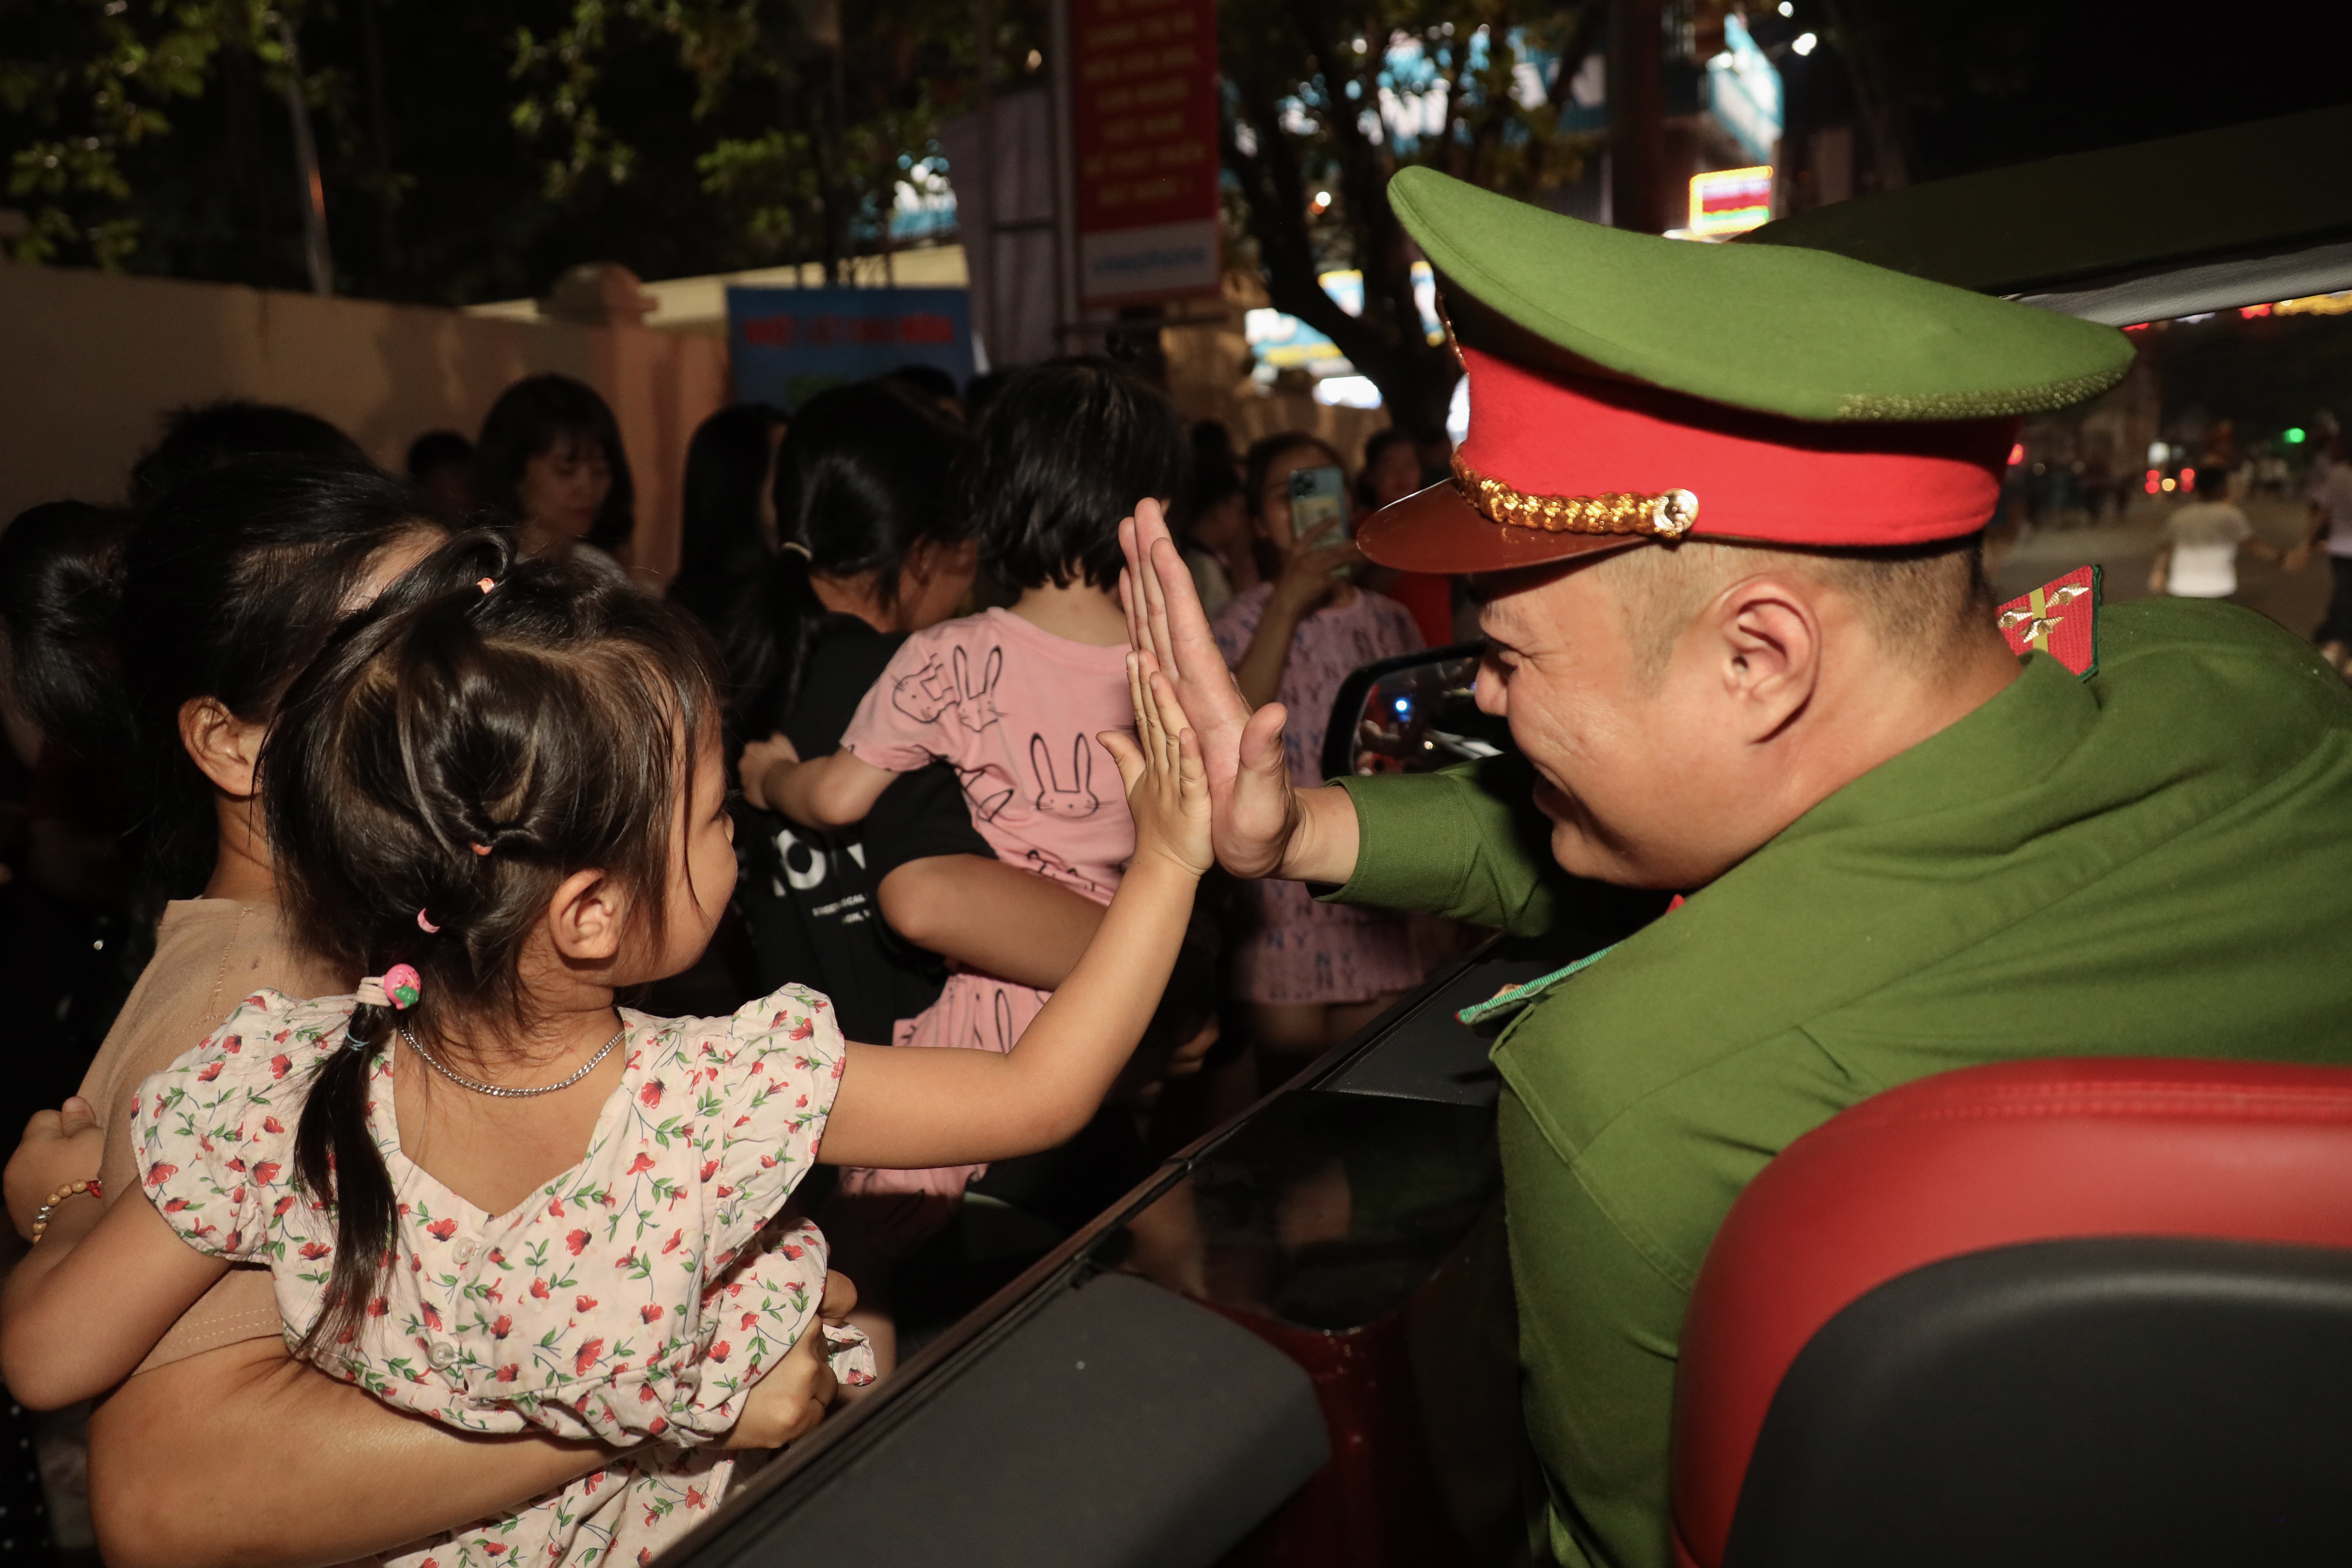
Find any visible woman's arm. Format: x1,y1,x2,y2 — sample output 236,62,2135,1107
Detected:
85,1269,856,1568
821,659,1211,1170
89,1340,610,1568
877,853,1105,988
740,731,898,829
1231,532,1357,708
0,1184,227,1409
5,1096,100,1238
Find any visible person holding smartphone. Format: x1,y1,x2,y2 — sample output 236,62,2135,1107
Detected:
1210,433,1428,1072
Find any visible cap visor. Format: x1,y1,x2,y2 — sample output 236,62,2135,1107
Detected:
1358,480,1645,574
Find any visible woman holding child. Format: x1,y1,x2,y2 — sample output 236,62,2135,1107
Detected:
3,459,844,1565
4,428,1220,1563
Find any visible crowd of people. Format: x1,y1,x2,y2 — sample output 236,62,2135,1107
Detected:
0,359,1461,1562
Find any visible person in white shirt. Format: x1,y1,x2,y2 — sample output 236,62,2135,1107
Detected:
2149,474,2279,603
2298,436,2352,670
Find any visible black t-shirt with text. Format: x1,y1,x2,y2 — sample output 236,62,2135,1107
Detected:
736,615,994,1044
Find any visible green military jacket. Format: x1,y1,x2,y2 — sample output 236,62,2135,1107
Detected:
1329,598,2352,1568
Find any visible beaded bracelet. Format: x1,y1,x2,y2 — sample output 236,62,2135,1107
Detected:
31,1178,102,1246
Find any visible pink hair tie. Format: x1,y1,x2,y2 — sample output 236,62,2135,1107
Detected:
469,842,493,856
356,964,422,1011
416,909,440,934
477,576,496,594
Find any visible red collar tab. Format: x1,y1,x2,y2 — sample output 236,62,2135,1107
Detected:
1454,346,2021,550
1996,565,2101,678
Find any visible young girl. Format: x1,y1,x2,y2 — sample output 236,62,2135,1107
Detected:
739,361,1192,1212
1,532,1212,1568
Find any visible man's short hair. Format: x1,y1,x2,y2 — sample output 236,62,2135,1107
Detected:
1602,532,1995,685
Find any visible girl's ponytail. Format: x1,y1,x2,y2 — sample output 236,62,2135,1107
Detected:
718,380,968,738
725,542,829,737
292,1000,401,1358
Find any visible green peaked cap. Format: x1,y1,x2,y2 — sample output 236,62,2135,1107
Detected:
1387,167,2135,423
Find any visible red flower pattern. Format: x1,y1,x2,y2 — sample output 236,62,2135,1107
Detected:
135,983,861,1566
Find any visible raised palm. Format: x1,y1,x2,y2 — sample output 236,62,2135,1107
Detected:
1117,501,1300,879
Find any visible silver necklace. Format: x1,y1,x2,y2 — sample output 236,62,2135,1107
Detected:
399,1023,625,1099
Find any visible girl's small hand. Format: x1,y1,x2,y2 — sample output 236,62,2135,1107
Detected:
6,1098,101,1241
1101,654,1212,878
719,1270,857,1449
738,732,801,813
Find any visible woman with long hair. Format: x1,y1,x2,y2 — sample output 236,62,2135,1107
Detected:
723,381,981,1042
670,401,788,638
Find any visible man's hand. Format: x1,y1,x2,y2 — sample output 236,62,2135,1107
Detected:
738,732,801,814
7,1097,101,1240
1118,500,1305,879
719,1270,856,1449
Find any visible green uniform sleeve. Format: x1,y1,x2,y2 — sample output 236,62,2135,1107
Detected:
1327,757,1568,935
1499,1091,1686,1568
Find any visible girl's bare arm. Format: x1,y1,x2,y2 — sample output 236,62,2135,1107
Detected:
877,853,1106,988
820,657,1211,1169
0,1186,227,1409
741,731,899,830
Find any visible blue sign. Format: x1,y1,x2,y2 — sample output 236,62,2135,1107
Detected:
726,286,975,411
1705,16,1784,166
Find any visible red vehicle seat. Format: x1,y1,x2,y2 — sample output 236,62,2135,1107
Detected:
1670,1057,2352,1568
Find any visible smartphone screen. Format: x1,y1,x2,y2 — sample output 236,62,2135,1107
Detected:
1287,464,1349,546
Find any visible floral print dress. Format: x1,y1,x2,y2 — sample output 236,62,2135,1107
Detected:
138,985,875,1568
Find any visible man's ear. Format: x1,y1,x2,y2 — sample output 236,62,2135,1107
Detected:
178,697,268,798
546,868,628,966
1706,574,1822,742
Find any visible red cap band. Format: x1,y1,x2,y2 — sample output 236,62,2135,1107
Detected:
1457,346,2019,549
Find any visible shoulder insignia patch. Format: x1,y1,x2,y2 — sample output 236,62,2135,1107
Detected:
1996,564,2100,679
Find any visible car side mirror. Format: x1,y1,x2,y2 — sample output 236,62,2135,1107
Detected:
1320,643,1516,781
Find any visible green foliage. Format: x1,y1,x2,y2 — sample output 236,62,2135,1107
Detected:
0,0,1003,298
1218,0,1602,437
0,0,244,267
505,0,988,278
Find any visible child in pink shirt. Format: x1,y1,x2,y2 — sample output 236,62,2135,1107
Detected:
741,361,1192,1246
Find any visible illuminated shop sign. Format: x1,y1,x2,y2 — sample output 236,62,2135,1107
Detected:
1688,166,1773,238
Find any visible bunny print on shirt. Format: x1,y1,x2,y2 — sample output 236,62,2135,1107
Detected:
1030,733,1101,820
835,609,1135,1238
891,645,1004,733
842,607,1134,904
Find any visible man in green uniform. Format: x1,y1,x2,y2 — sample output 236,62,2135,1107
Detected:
1120,169,2352,1568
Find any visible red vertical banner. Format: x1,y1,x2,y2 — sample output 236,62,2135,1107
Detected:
1069,0,1222,305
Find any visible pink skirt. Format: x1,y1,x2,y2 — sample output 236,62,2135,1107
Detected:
832,973,1050,1255
1228,876,1426,1006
